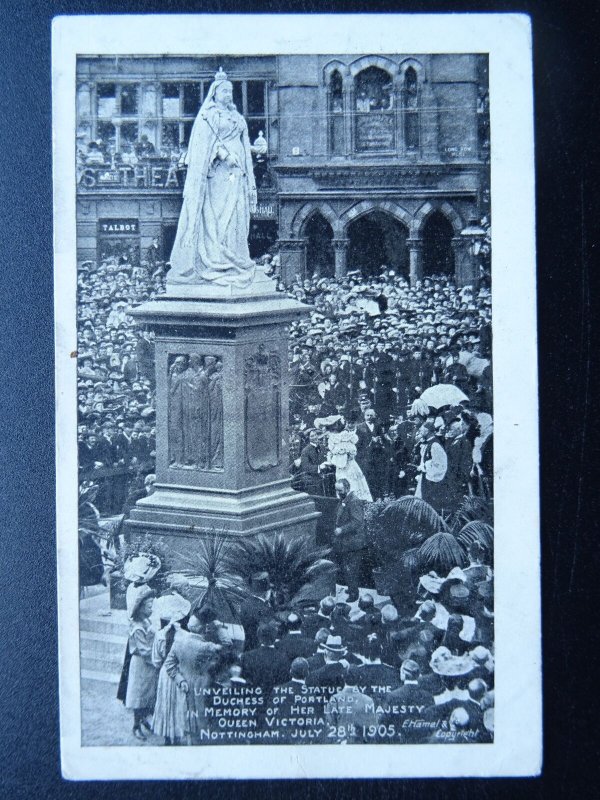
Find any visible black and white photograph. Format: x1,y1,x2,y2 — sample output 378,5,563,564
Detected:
53,13,540,780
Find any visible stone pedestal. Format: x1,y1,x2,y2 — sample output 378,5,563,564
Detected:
127,270,319,561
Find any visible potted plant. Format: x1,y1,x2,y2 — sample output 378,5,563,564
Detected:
232,532,335,611
369,495,447,596
364,496,392,594
165,533,249,624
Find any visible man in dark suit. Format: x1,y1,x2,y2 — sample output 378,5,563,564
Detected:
373,347,396,421
276,612,317,664
146,237,161,273
355,636,399,693
325,373,347,414
306,628,331,672
443,350,470,393
333,479,368,603
299,429,325,495
303,595,336,640
423,677,487,734
268,658,312,744
394,600,444,660
78,434,95,471
241,622,290,696
87,432,114,467
355,408,389,499
239,572,275,651
135,330,155,387
378,659,435,743
306,634,348,691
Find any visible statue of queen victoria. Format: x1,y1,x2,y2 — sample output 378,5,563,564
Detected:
167,68,258,290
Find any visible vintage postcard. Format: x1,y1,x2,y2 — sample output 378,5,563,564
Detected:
53,13,540,779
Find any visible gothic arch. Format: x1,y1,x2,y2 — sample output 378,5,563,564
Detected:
348,55,398,78
340,199,413,234
411,201,464,238
291,201,342,238
398,57,427,82
323,59,349,84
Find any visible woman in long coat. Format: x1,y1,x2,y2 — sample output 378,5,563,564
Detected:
151,593,191,745
161,612,222,744
125,585,158,740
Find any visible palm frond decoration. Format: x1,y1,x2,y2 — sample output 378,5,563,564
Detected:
385,495,447,536
166,533,248,623
232,533,335,610
450,496,494,532
455,521,494,557
371,496,446,563
418,532,466,574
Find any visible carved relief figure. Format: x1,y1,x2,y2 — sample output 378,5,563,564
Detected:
244,345,281,471
208,361,224,469
167,354,224,470
182,355,209,468
168,356,187,466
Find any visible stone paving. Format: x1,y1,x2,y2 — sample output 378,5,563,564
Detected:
81,678,162,747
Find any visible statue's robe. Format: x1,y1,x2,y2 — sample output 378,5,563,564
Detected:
168,101,256,288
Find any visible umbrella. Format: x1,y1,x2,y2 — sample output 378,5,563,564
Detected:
459,352,490,378
420,384,469,409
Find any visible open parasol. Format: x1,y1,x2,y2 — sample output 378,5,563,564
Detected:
420,384,469,409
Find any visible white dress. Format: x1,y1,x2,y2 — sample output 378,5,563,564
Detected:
327,431,373,502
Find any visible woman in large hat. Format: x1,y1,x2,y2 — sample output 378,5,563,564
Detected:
151,592,192,745
116,552,161,740
160,609,223,744
124,583,158,740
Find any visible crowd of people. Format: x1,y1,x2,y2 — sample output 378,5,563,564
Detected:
78,254,495,746
119,546,494,746
78,134,186,173
286,270,493,515
77,255,493,521
77,249,165,514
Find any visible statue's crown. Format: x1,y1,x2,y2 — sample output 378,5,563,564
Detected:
214,67,228,82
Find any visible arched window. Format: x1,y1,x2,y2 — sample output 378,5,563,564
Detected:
328,70,344,155
402,67,420,150
354,67,395,152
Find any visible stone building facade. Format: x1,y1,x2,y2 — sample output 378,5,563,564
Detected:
76,53,489,285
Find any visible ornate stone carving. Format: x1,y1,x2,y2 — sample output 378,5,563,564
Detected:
167,354,223,471
244,345,281,471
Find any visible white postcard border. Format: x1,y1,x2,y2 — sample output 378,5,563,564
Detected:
53,12,540,780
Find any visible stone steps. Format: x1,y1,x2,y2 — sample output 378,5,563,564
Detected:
80,613,129,637
80,652,124,675
80,589,128,683
81,668,121,685
80,629,127,658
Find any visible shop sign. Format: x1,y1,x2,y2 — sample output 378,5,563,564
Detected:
355,112,395,151
98,219,139,235
251,202,277,220
80,163,183,190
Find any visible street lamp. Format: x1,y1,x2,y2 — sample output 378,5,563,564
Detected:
460,218,487,286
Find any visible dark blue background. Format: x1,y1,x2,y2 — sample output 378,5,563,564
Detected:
0,1,598,798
